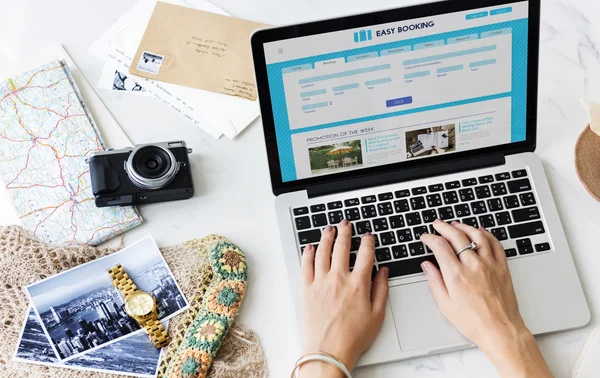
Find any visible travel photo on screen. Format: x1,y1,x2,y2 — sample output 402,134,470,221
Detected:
405,124,456,159
308,140,363,175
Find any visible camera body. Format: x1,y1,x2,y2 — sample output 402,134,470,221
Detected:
89,141,194,207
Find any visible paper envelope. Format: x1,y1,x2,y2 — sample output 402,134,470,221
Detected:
129,1,267,100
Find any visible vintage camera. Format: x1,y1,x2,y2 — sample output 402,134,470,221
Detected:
89,141,194,207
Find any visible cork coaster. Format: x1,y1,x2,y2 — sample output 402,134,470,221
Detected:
575,124,600,202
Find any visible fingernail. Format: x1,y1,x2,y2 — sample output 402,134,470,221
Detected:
479,226,487,231
433,219,441,224
364,232,372,237
340,219,349,226
306,244,313,251
421,262,429,273
451,221,459,225
324,225,333,232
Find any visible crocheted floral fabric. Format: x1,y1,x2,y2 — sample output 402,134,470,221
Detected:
163,235,248,378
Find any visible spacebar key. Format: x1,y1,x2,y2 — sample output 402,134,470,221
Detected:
379,255,439,278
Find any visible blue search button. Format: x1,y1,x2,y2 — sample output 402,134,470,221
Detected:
386,96,413,107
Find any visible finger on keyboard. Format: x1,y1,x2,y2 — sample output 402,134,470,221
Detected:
353,233,376,280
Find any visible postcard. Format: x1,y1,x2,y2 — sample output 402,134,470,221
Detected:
26,236,188,361
14,307,164,378
129,1,268,100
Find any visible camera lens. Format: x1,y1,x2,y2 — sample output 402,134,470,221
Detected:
125,145,180,190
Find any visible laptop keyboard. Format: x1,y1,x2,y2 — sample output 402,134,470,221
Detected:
293,168,551,280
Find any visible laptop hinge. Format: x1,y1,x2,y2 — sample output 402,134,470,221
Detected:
307,153,506,198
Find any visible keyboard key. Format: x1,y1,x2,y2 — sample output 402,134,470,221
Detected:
351,237,361,251
429,224,441,236
380,232,397,246
408,242,425,256
511,206,540,223
505,248,518,257
421,209,438,223
328,201,343,210
349,252,357,268
344,208,360,221
361,195,377,204
395,189,410,198
454,204,471,217
519,192,536,206
411,196,426,210
412,186,427,195
459,188,475,201
356,221,372,234
495,211,512,226
392,245,408,259
508,221,545,239
438,206,455,220
344,198,360,207
312,213,328,227
376,248,392,262
328,211,344,224
378,192,394,201
389,215,405,229
495,172,511,181
405,212,422,226
503,195,520,209
396,229,413,242
298,229,321,244
491,182,508,196
462,178,477,186
491,227,508,241
372,218,389,232
413,226,429,239
463,217,479,228
361,205,377,219
310,204,326,212
516,238,532,247
426,194,443,207
479,214,496,228
518,244,534,255
394,199,410,213
295,216,311,230
301,244,318,254
507,178,532,193
475,185,491,199
443,191,459,205
512,169,527,178
479,175,494,183
428,184,444,192
373,234,380,247
535,242,551,252
445,181,461,189
379,255,438,278
471,201,487,215
487,198,504,212
377,202,394,216
294,207,309,216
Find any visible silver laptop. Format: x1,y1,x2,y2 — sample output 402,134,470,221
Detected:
251,0,590,366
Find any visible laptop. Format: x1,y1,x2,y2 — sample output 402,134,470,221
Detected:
251,0,590,366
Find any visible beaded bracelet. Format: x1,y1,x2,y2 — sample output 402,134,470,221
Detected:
290,351,353,378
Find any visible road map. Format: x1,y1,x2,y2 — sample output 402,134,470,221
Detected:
0,60,142,246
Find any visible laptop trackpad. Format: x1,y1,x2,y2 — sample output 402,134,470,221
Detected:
389,281,468,352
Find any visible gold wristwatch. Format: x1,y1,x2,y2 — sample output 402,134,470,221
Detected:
108,264,171,348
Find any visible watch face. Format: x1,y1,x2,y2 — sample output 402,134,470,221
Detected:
125,291,154,317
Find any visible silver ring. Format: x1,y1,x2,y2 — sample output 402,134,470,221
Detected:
455,241,478,256
125,145,180,190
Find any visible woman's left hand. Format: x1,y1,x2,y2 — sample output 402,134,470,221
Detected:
299,220,389,375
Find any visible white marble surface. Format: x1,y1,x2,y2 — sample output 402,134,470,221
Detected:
1,0,600,376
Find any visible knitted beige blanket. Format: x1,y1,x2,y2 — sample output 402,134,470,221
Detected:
0,226,267,378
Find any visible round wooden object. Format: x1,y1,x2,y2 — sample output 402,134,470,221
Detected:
575,124,600,202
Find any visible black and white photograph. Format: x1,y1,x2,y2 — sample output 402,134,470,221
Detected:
26,236,188,361
136,51,163,74
113,70,146,92
15,308,163,377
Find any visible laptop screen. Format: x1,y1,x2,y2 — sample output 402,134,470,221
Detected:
262,1,529,183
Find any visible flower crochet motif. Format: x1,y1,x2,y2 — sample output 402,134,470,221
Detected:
165,235,248,378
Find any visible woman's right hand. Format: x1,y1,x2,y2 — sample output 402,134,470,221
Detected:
420,219,553,378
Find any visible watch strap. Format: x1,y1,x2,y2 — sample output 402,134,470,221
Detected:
108,264,138,298
144,317,171,349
